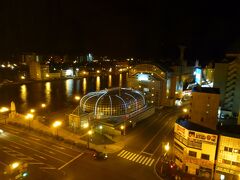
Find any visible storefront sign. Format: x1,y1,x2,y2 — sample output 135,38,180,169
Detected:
189,131,217,144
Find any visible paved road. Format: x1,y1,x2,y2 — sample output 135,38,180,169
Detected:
0,125,84,179
0,106,181,179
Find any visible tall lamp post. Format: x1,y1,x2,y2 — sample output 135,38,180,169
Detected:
25,113,34,129
87,129,93,149
52,120,62,137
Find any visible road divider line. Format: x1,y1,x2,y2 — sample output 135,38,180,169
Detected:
34,154,46,160
117,150,125,156
58,152,84,170
28,162,44,165
52,145,65,150
142,151,153,156
40,166,56,170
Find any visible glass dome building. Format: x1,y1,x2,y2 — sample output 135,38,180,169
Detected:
80,88,146,117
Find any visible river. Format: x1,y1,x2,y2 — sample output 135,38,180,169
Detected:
0,73,127,114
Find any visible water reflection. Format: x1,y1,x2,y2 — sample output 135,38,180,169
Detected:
65,79,73,97
45,82,51,104
20,84,27,102
83,78,87,95
108,75,112,88
119,73,122,87
96,76,100,91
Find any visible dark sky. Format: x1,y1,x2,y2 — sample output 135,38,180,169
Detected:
0,1,240,63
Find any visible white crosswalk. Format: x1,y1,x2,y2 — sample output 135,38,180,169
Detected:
117,150,155,167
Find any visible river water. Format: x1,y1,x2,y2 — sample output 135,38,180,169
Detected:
0,74,126,114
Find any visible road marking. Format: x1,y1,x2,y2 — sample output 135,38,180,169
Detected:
34,154,46,160
44,149,55,154
122,152,131,158
142,157,149,164
129,154,137,161
9,145,21,150
29,137,40,141
28,162,44,165
125,152,133,159
132,154,140,161
119,151,128,157
58,153,84,170
0,161,7,167
41,167,56,170
142,152,153,156
1,139,67,163
139,156,146,163
117,150,126,156
145,158,152,166
52,145,65,150
135,155,143,163
148,159,155,166
22,141,30,145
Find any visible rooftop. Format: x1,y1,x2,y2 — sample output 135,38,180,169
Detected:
176,119,217,135
192,87,220,94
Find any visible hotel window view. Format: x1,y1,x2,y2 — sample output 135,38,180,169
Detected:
0,1,239,180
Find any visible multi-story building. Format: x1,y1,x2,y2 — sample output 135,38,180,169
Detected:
189,87,220,130
214,53,240,123
215,134,240,180
127,63,168,107
174,119,218,178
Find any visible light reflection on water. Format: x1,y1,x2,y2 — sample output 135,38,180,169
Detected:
0,74,126,113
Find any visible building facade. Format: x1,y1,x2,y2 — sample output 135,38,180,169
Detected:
174,120,218,178
214,53,240,123
215,135,240,180
189,87,220,130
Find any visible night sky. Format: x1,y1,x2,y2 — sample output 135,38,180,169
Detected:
0,1,240,64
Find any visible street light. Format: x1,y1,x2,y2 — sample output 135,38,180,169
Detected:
120,125,125,136
25,113,34,129
52,120,62,137
10,162,20,170
30,109,35,113
183,108,188,113
164,142,170,152
87,129,93,149
41,103,46,108
75,95,80,101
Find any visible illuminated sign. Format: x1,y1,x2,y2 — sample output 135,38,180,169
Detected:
194,68,202,84
137,74,149,81
189,131,217,144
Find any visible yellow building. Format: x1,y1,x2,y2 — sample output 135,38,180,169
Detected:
174,119,218,179
190,87,220,130
215,135,240,180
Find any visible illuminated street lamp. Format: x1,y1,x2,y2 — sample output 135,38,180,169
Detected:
120,125,125,136
30,109,35,113
75,95,80,101
83,122,89,129
20,76,25,80
10,162,20,170
164,142,170,152
25,113,34,129
41,103,46,108
52,120,62,137
183,108,188,113
96,70,100,73
87,129,93,149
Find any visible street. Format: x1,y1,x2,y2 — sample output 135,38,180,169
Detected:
0,106,180,179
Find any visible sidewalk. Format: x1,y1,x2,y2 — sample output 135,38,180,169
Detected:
7,114,125,154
